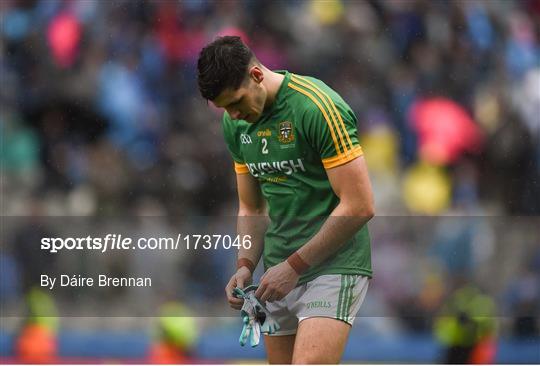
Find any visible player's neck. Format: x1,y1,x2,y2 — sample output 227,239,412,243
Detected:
263,70,285,110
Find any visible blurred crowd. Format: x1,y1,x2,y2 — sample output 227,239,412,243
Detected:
1,0,539,341
2,0,540,216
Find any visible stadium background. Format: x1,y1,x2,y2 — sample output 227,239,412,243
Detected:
1,0,539,363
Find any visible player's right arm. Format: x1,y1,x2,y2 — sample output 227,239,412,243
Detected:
222,113,268,309
225,172,268,309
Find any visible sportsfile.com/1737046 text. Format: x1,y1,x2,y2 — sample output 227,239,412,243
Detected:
40,234,253,253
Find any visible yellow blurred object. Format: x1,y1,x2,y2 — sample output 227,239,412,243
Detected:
419,273,445,311
361,125,399,176
158,302,199,350
309,0,344,25
27,287,59,332
474,90,500,134
402,161,451,214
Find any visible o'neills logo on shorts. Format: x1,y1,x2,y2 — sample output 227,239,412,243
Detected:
247,158,305,177
306,300,332,309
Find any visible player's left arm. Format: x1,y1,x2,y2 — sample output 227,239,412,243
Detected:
296,156,374,265
255,156,374,302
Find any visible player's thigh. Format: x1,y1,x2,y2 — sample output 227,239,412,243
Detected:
292,317,351,364
264,334,296,364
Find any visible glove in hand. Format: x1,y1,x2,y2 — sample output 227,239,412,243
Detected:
233,285,280,347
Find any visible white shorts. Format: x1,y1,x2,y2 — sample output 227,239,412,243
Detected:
265,274,369,336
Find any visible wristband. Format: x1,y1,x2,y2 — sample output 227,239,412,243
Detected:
237,258,256,274
287,252,309,275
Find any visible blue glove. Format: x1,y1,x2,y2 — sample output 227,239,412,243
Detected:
238,298,261,347
244,291,280,335
234,285,280,347
238,312,259,347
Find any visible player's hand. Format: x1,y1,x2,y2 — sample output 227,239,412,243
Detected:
225,266,252,310
256,261,299,303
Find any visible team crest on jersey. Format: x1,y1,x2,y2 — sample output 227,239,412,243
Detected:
278,121,294,143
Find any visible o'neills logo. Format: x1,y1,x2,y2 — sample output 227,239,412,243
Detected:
278,121,294,143
247,158,305,177
306,300,332,309
257,129,272,137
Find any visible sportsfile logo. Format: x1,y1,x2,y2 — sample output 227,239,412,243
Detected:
240,134,252,144
247,158,306,177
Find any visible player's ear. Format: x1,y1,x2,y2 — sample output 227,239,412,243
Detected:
249,66,264,84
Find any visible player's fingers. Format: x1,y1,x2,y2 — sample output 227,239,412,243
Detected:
227,289,244,309
270,288,286,302
228,297,244,310
255,282,266,299
259,269,269,283
259,288,274,303
228,294,243,303
236,276,245,289
224,276,236,298
227,288,243,301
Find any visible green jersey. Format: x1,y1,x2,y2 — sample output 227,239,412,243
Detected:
223,71,372,283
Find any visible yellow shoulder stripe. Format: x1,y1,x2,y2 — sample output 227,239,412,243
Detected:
234,162,249,174
293,74,354,152
287,82,343,156
290,75,349,155
322,146,363,169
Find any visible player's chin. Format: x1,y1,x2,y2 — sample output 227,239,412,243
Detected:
244,113,259,123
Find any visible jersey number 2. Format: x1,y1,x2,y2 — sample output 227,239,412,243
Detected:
262,138,268,154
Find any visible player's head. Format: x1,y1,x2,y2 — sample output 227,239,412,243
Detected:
197,36,267,123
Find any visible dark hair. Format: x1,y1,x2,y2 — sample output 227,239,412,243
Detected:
197,36,255,101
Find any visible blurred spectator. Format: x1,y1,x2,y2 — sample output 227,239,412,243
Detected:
10,200,59,363
434,282,497,363
12,199,59,292
149,302,199,363
503,261,540,337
